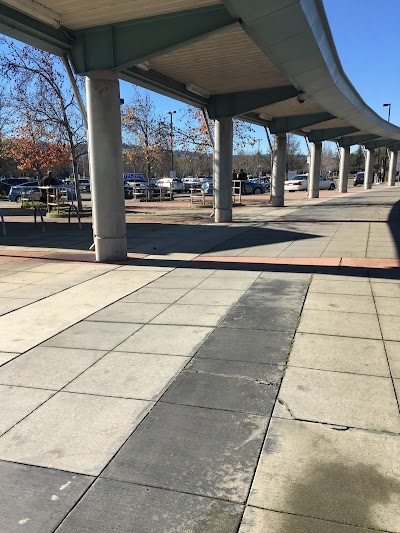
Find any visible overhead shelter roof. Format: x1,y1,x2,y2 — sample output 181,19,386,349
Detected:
2,0,400,148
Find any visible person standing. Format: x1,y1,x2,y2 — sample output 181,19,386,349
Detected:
238,168,247,194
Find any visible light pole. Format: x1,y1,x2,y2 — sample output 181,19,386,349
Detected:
383,103,391,122
167,110,176,175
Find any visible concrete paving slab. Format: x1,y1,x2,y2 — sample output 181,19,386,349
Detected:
151,304,230,327
312,274,368,282
116,324,213,356
45,321,141,351
0,460,93,533
162,367,280,416
298,309,382,339
194,327,293,365
379,315,400,341
0,346,106,390
371,282,400,297
164,267,215,278
0,392,152,475
187,358,284,382
121,287,191,303
65,351,188,400
27,262,83,274
195,277,255,290
0,297,36,316
385,341,400,378
303,293,376,314
309,280,372,295
102,402,267,503
274,366,400,432
178,289,245,307
211,269,262,279
248,418,400,532
375,296,400,316
289,333,389,376
0,352,19,366
1,283,70,300
0,384,53,435
221,304,300,333
239,507,380,533
146,276,203,289
0,271,54,284
87,302,169,323
0,282,26,295
57,478,242,533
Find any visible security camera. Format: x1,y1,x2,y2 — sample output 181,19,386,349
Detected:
297,92,306,104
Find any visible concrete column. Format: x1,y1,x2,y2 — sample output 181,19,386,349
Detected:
308,141,322,198
271,133,287,207
364,148,374,189
214,117,233,223
338,145,350,193
86,70,127,262
388,150,398,187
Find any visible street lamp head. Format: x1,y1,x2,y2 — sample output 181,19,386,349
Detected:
167,110,176,115
383,103,391,107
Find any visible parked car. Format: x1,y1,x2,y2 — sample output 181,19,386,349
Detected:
0,178,31,195
63,179,91,192
242,181,267,194
8,180,76,203
156,177,184,193
284,175,336,191
182,177,201,190
353,172,365,186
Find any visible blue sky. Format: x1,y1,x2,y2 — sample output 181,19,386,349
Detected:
120,0,400,155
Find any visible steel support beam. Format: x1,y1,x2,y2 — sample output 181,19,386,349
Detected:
70,5,236,73
207,86,298,119
308,126,359,143
0,3,73,54
337,134,380,148
364,138,398,150
269,112,334,134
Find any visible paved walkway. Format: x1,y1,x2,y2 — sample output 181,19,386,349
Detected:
0,186,399,532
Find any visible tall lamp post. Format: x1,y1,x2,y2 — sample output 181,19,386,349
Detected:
167,110,176,176
383,103,391,122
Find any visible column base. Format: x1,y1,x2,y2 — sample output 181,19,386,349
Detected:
339,184,348,193
388,183,395,187
364,183,372,190
309,191,319,199
271,196,284,207
94,235,127,262
215,208,232,223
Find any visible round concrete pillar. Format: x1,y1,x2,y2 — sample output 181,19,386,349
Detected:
271,133,287,207
338,146,350,193
364,148,374,189
214,117,233,223
86,70,127,262
388,150,398,187
309,142,322,198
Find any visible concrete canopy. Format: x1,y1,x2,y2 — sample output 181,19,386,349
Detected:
1,0,400,146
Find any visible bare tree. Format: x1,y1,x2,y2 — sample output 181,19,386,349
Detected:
0,38,87,209
321,142,339,176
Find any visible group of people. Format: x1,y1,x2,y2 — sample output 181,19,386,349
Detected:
232,168,248,193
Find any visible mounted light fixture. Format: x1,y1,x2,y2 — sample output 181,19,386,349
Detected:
259,113,272,121
135,62,150,71
2,0,61,28
297,91,306,104
186,83,210,99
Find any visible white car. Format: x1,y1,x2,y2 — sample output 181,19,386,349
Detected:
156,178,184,193
284,175,336,192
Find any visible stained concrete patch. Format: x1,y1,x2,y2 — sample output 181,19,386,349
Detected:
115,324,212,356
221,304,300,332
289,333,389,376
65,351,188,400
44,321,142,351
274,366,400,432
0,385,53,435
0,347,106,390
194,327,293,365
249,418,400,532
239,507,380,533
151,304,230,327
162,369,279,416
103,402,267,503
298,309,382,339
57,478,242,533
0,392,152,475
187,358,284,382
0,460,93,533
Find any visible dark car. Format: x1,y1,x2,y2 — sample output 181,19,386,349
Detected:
354,172,364,186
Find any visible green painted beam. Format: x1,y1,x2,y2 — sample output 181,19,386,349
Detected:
268,112,334,134
207,85,298,119
337,134,380,147
364,138,398,150
119,67,208,108
70,5,236,73
308,126,359,142
0,4,73,54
